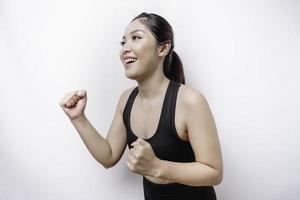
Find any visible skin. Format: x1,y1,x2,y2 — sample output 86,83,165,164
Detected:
59,18,223,187
118,19,223,186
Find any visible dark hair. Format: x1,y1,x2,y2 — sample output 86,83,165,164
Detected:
131,12,185,84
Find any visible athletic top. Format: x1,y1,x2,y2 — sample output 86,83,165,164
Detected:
122,79,217,200
123,80,195,162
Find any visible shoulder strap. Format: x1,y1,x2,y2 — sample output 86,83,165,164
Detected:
165,80,181,128
122,87,138,127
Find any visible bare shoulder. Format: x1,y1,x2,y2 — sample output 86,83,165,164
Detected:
178,84,207,109
118,86,136,114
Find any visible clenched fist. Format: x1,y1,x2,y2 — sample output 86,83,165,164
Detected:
127,138,161,177
59,89,87,120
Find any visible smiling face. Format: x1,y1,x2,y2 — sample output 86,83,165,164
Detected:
119,19,161,80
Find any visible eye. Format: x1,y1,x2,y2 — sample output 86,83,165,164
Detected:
120,41,126,46
132,36,141,40
120,36,141,46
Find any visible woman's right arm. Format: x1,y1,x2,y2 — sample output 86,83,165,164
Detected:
60,88,133,169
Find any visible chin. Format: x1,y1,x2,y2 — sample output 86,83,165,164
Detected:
124,70,139,81
125,70,147,82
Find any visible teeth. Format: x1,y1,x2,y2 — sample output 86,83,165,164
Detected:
125,58,137,64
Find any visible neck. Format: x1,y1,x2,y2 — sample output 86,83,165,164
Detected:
136,76,170,101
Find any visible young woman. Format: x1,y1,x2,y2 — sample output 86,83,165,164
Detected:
59,12,223,200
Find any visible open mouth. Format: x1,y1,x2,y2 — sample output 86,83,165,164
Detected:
125,58,137,65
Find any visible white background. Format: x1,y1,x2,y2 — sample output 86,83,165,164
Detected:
1,0,299,199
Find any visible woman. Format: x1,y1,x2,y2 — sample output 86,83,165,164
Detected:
59,12,223,200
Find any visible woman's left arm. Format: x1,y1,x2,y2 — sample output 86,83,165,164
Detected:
155,89,223,187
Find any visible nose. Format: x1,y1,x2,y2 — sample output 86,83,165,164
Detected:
122,47,131,56
123,48,130,54
121,42,132,55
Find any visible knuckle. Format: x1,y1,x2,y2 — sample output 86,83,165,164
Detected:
72,96,77,101
132,159,138,164
73,95,79,101
135,153,141,158
71,97,76,102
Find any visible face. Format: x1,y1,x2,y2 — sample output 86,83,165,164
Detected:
119,19,161,80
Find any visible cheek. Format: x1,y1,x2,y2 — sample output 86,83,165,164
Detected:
119,50,123,60
137,44,157,62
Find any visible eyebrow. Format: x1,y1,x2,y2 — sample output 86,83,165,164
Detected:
122,30,145,40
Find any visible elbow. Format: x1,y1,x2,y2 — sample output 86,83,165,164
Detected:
214,175,223,185
101,160,115,169
102,161,114,169
92,152,115,169
102,160,117,169
94,157,114,169
213,169,223,185
103,164,112,169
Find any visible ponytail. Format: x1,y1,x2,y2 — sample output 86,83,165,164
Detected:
163,50,185,85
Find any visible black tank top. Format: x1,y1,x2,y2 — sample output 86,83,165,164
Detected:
122,80,195,162
122,80,217,200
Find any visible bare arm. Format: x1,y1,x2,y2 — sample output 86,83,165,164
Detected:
155,88,223,186
70,88,133,168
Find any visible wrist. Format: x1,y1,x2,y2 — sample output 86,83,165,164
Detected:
70,113,86,123
154,159,169,180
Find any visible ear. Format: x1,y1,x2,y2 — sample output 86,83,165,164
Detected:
157,40,172,57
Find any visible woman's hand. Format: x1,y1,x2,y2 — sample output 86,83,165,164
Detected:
59,89,87,120
126,138,161,177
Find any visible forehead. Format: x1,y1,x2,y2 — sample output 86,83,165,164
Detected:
122,19,149,39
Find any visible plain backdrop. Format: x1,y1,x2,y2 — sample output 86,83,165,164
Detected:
1,0,299,199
